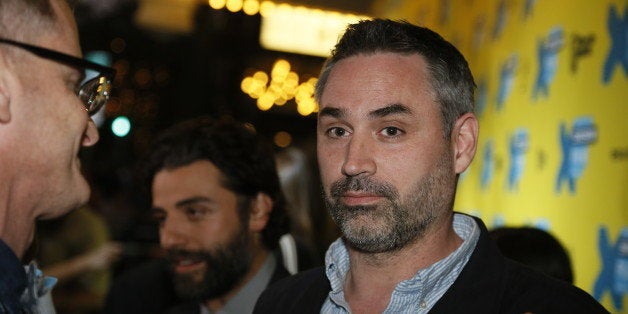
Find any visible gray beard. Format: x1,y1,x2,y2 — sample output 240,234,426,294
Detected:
325,155,454,253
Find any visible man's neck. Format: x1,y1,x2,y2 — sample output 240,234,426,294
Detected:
0,191,36,260
203,247,269,312
344,213,462,314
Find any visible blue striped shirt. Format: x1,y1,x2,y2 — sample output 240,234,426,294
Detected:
321,213,479,314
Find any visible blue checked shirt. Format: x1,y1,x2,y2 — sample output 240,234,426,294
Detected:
0,240,57,314
321,213,479,314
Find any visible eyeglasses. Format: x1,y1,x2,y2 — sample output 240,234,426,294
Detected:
0,38,116,116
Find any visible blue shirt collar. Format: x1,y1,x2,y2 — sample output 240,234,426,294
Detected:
323,213,480,313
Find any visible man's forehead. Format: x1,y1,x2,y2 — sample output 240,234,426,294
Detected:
41,0,81,57
318,54,436,118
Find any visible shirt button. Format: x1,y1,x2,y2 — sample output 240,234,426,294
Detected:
420,301,426,309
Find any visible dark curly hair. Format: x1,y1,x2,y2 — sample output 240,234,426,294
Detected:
144,116,289,250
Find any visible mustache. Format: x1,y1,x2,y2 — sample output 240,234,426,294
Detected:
166,248,210,262
330,176,399,200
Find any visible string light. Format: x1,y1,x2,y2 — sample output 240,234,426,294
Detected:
274,131,292,147
241,59,318,116
259,1,274,17
217,1,366,115
225,0,243,12
208,0,226,10
242,0,260,15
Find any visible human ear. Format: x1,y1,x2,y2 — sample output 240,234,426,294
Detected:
451,112,479,174
248,192,273,233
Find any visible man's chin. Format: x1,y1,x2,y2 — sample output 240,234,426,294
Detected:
172,266,210,300
38,199,84,220
56,176,91,216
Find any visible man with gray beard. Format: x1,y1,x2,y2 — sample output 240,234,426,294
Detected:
105,117,290,313
254,19,606,314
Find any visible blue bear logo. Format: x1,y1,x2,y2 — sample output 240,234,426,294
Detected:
475,79,488,116
481,140,495,190
533,27,564,100
555,117,597,194
523,0,536,19
602,4,628,84
594,226,628,311
492,214,505,228
493,0,507,39
497,54,518,111
507,128,529,191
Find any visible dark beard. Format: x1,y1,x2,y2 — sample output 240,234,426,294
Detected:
167,228,252,301
324,154,454,253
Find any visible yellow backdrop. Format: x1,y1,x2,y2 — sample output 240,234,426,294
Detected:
373,0,628,312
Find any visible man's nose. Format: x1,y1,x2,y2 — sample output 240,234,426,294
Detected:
82,118,100,147
341,135,376,177
159,218,187,249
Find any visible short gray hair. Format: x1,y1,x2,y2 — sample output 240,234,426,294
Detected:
316,19,475,138
0,0,62,42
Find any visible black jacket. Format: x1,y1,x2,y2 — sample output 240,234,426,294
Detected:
254,216,608,314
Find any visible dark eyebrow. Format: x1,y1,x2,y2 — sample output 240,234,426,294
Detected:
150,197,213,215
369,104,412,119
318,107,344,119
175,196,213,208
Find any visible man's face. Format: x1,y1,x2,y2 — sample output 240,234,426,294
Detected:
152,160,252,300
317,52,457,253
7,0,99,220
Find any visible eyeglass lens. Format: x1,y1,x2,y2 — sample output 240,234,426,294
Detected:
79,76,112,115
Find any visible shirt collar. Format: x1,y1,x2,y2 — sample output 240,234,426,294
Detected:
324,213,480,311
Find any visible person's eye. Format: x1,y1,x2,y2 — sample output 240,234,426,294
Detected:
65,78,79,94
185,207,207,220
66,71,84,94
74,81,83,95
326,127,349,138
151,211,166,226
379,126,404,137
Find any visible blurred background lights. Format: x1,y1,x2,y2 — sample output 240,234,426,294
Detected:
111,116,132,137
241,59,318,115
257,93,274,111
259,4,371,57
242,0,260,15
202,0,370,57
271,59,290,81
208,0,226,10
225,0,243,12
274,131,292,148
258,1,274,17
110,37,126,54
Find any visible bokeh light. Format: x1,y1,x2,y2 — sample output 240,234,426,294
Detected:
208,0,226,10
241,59,318,115
111,116,131,137
274,131,292,148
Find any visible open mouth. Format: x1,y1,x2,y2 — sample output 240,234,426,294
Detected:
169,252,206,273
